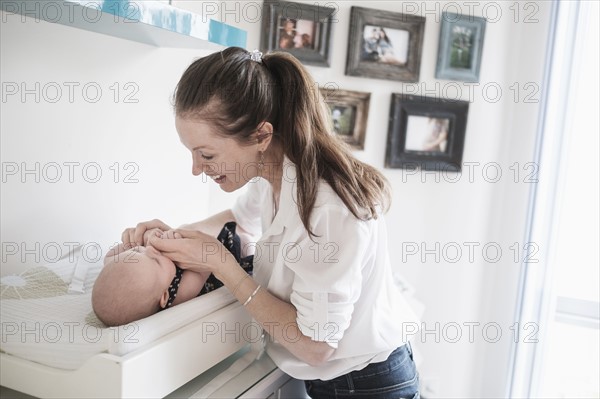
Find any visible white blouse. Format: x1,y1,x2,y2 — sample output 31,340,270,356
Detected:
231,157,420,380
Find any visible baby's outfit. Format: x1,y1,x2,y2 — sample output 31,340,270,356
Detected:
199,221,254,294
164,222,253,309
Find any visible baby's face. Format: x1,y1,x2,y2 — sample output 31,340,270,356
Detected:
93,244,179,326
104,245,177,292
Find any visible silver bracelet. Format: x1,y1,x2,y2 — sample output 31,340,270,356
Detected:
243,285,261,306
231,274,251,297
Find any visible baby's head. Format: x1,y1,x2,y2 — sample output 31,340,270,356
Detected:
92,244,177,326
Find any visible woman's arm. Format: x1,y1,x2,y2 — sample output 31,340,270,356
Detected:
216,256,335,366
148,231,335,367
121,210,237,246
178,209,236,237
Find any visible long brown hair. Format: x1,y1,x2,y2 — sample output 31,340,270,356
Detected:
174,47,390,236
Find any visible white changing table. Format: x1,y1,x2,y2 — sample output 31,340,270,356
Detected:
167,346,309,398
1,347,309,399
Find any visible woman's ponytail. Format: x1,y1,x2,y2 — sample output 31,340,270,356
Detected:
263,52,390,237
174,47,390,238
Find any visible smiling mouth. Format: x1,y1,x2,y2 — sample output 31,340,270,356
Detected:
209,174,226,184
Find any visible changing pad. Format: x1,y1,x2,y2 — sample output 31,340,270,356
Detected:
0,246,236,370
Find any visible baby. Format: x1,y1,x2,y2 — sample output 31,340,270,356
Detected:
92,222,253,326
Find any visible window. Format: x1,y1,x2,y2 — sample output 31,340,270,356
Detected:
509,1,599,397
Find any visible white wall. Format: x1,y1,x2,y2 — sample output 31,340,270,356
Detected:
1,10,219,272
1,1,552,397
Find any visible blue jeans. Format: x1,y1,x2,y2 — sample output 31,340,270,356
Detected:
304,343,420,399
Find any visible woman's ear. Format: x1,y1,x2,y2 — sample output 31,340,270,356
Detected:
159,289,169,309
255,122,274,149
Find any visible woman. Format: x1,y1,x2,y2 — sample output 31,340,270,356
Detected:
279,19,296,49
377,28,405,66
122,47,420,398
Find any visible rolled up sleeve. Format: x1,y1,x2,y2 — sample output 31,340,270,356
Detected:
288,206,370,348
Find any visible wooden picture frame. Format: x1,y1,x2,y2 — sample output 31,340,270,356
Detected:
345,6,425,82
436,12,487,82
386,94,469,171
260,0,335,67
320,87,371,150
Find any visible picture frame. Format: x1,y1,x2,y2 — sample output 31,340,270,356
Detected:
260,0,335,67
435,12,487,82
320,87,371,150
385,94,469,172
345,6,425,82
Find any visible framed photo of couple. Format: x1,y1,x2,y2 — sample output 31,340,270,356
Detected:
260,0,336,67
385,94,470,172
345,7,426,82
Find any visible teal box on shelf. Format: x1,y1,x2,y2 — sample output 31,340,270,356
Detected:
0,0,247,49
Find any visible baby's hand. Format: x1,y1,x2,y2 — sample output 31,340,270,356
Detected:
143,228,164,246
162,230,183,240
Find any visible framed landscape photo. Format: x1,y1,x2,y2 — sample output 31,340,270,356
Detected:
385,94,469,171
436,12,486,82
260,0,335,67
346,6,425,82
320,87,371,150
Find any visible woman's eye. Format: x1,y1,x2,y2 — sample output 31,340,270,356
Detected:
196,150,214,161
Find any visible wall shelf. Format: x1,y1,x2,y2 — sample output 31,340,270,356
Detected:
0,0,247,49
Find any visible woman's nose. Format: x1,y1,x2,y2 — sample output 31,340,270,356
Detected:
192,159,216,176
192,157,204,176
192,162,202,176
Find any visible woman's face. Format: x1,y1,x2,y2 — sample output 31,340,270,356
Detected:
175,117,260,192
283,20,294,32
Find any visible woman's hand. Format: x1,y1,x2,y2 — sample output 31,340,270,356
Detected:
121,219,171,247
143,228,182,246
161,229,183,240
148,229,235,275
141,228,162,246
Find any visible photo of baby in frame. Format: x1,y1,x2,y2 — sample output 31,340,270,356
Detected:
404,116,450,153
386,94,469,171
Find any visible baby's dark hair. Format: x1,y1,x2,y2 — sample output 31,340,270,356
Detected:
174,47,390,236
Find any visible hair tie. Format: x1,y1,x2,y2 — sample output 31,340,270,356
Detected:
249,49,263,63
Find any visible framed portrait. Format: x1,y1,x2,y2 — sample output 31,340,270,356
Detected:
320,87,371,150
436,12,486,82
345,7,425,82
260,0,335,67
385,94,469,172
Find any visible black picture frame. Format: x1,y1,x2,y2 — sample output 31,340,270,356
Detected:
319,87,371,150
260,0,335,67
385,94,469,171
345,6,425,82
435,12,487,82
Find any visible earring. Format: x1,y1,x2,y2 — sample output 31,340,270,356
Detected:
258,151,265,173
